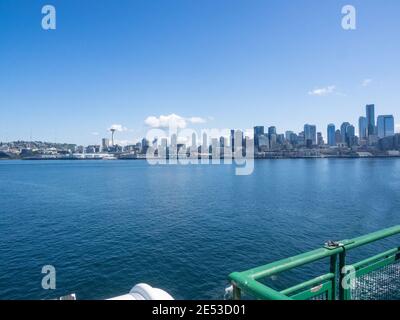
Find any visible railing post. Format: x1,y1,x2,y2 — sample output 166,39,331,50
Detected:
339,251,352,300
330,254,338,300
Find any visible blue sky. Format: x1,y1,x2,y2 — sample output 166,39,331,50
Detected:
0,0,399,145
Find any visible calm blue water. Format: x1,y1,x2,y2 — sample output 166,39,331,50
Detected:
0,159,399,300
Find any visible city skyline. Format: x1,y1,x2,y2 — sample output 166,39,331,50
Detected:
0,103,398,147
1,1,400,145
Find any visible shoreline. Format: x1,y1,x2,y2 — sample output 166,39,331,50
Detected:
1,155,400,161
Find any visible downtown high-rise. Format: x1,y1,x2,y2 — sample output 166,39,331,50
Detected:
366,104,375,136
377,115,395,138
327,124,336,146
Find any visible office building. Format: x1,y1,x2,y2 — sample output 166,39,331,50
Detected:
340,122,350,143
317,132,324,146
254,126,265,151
304,124,317,145
359,117,367,140
346,125,356,147
327,124,336,146
377,115,395,138
335,130,342,144
102,138,110,151
366,104,375,136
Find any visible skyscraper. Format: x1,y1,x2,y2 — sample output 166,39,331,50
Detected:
102,138,110,151
317,132,324,146
346,125,356,147
366,104,375,136
285,131,294,141
254,126,264,136
268,126,277,137
141,138,150,154
304,124,317,145
254,126,264,151
340,122,350,143
358,116,367,140
335,130,342,144
377,115,395,138
286,131,297,145
258,134,269,151
327,124,336,146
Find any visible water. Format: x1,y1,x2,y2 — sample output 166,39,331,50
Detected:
0,159,399,300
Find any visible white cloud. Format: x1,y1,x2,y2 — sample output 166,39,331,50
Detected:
109,124,128,132
362,79,373,87
91,132,99,136
308,85,336,96
188,117,207,124
145,114,207,129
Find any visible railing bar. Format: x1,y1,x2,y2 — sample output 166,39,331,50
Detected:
239,225,400,280
281,273,335,296
242,247,343,280
344,225,400,250
351,248,399,270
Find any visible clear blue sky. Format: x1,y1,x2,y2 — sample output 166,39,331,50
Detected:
1,0,399,145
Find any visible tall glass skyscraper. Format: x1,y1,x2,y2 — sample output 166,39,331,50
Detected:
268,126,277,137
254,126,265,151
340,122,350,143
254,126,264,136
358,116,367,140
304,124,317,145
346,125,356,147
366,104,375,136
327,124,336,146
377,115,395,138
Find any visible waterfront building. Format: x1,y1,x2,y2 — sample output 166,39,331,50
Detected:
285,131,294,141
346,125,356,147
268,126,277,137
277,134,285,145
317,132,324,146
141,138,150,154
298,132,305,146
377,115,395,138
304,124,317,145
254,126,264,136
379,134,400,151
368,134,379,146
335,130,342,144
254,126,265,151
286,132,298,145
340,122,350,143
366,104,375,136
102,138,110,151
359,117,367,140
258,134,269,152
327,124,336,147
269,134,277,150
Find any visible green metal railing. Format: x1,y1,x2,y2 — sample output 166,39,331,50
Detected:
229,225,400,300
